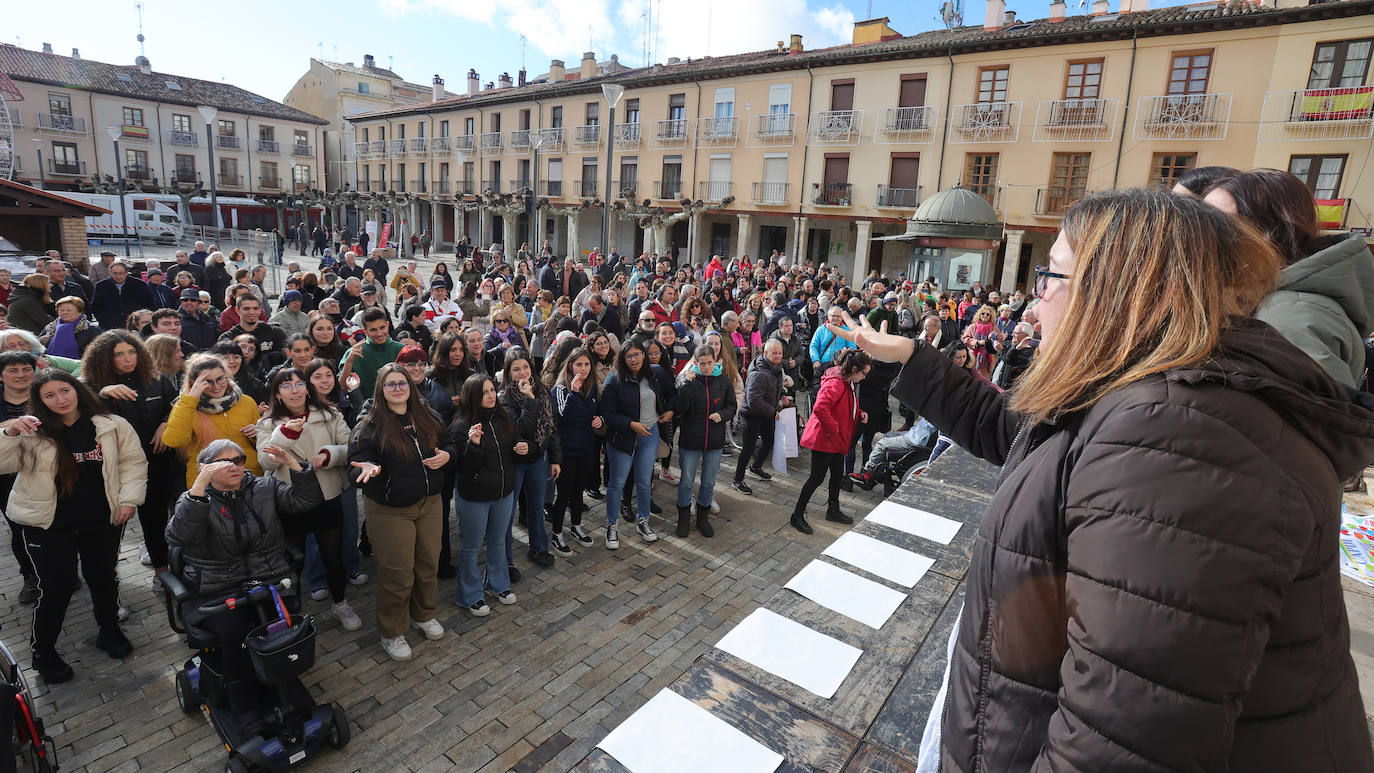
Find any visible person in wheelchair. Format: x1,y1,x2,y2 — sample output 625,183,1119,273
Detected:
847,417,939,491
164,438,322,712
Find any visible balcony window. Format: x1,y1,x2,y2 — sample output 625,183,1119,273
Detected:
1147,153,1196,188
978,67,1009,103
1040,152,1091,215
964,153,999,204
1167,51,1212,96
1290,154,1346,199
174,153,196,182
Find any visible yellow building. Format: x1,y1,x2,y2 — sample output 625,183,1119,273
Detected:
349,0,1374,292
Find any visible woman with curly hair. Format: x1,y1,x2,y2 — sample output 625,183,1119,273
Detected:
81,329,180,580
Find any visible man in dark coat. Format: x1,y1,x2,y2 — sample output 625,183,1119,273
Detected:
45,261,87,308
177,288,219,351
578,293,623,340
362,250,390,290
168,250,208,290
90,262,156,330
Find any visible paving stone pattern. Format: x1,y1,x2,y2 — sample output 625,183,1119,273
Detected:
2,443,919,772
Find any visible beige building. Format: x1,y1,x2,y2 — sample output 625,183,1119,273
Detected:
283,55,457,196
0,44,327,210
349,0,1374,291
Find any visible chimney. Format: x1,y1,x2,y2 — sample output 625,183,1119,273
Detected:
71,48,80,59
777,40,786,53
135,55,152,75
467,68,479,95
41,43,52,54
518,68,527,87
498,72,513,89
549,59,565,81
1121,0,1143,12
984,0,1006,30
432,74,444,101
1049,0,1066,21
789,34,803,54
1004,10,1017,25
484,82,494,91
1091,0,1109,13
667,57,681,65
363,54,375,69
580,51,596,79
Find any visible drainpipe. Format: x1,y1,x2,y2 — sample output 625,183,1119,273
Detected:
689,79,702,262
88,92,101,180
154,102,167,187
936,46,954,190
796,65,815,262
475,107,485,248
1111,32,1138,189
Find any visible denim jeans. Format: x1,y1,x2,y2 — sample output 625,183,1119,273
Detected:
676,448,723,508
506,452,551,565
455,491,514,606
605,424,658,525
306,485,362,591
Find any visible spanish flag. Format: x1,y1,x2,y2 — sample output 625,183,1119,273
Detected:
1316,199,1347,230
1299,87,1374,121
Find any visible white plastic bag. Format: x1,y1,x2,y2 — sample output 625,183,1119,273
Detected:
771,407,799,474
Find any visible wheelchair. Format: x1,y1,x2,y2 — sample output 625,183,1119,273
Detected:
0,638,58,772
852,435,950,497
160,548,349,772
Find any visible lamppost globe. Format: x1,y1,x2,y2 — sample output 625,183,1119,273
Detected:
104,125,121,142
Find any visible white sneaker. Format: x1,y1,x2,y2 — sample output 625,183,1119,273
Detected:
709,500,720,514
550,532,572,557
636,519,659,543
333,601,363,631
605,525,620,550
495,590,517,605
658,467,678,483
347,570,369,586
412,618,445,640
309,587,329,601
467,600,491,617
380,634,412,661
117,601,130,622
139,545,152,566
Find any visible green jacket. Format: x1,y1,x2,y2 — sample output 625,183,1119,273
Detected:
1255,233,1374,389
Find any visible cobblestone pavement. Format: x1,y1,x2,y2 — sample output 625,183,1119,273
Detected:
3,447,897,772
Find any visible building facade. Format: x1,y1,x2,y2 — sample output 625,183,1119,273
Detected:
283,55,457,198
348,0,1374,290
0,44,327,211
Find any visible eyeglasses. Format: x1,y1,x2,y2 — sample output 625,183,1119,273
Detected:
494,319,510,324
203,375,229,387
215,455,248,466
1033,266,1072,299
382,381,411,391
280,381,308,391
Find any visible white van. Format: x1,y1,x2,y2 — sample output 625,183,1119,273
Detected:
60,192,185,245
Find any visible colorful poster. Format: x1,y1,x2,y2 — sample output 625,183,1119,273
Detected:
1298,87,1374,121
378,222,392,249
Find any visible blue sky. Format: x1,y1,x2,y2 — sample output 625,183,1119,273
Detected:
9,0,1160,104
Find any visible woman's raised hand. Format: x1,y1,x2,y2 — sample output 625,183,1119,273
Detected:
829,310,916,364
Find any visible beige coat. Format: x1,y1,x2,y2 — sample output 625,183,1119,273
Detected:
0,414,147,529
256,409,351,500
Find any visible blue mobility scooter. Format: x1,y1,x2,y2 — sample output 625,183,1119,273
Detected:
161,548,349,772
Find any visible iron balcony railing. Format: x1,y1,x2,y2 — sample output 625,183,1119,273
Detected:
652,179,684,200
292,143,312,156
259,176,281,189
48,159,87,176
256,139,280,154
698,180,732,201
751,181,789,204
216,135,241,150
876,184,921,208
218,173,244,186
812,182,852,206
37,113,87,134
169,130,199,147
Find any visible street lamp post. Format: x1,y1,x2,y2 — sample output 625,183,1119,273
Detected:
528,132,543,257
105,126,131,257
31,139,44,190
601,83,624,261
197,105,221,229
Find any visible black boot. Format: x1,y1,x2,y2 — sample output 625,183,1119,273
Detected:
695,504,715,538
676,506,692,538
32,649,73,683
825,504,854,525
789,506,813,535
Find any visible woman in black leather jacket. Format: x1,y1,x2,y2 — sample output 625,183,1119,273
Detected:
448,373,518,617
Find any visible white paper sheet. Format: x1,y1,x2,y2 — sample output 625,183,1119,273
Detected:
597,689,784,773
865,500,962,545
823,531,936,588
714,608,863,699
784,560,907,629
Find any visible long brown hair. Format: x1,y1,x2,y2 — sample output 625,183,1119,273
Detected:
1207,168,1320,266
81,330,155,389
1010,189,1280,423
357,362,443,457
29,370,110,495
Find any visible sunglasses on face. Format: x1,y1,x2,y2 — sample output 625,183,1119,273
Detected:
215,455,248,466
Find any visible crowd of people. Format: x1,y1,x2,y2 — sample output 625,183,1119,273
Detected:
3,164,1373,770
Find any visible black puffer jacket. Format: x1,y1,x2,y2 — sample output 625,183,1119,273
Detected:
895,318,1374,773
742,354,785,418
448,411,517,502
500,389,562,465
347,408,451,507
98,372,178,450
674,368,736,451
165,468,323,599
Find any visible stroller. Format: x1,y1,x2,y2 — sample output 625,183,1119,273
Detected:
0,639,58,773
161,548,349,772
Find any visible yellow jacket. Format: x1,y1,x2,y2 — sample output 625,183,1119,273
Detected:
0,414,147,529
163,392,263,487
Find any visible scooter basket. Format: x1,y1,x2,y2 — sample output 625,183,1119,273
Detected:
246,616,316,685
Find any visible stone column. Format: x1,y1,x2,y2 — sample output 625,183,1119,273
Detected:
686,212,700,264
735,213,753,260
853,220,873,282
567,214,581,261
502,212,518,253
999,229,1025,292
791,215,808,264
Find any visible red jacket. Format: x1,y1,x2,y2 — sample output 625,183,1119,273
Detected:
646,299,678,325
800,366,859,454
